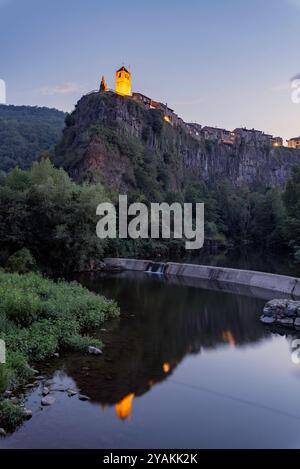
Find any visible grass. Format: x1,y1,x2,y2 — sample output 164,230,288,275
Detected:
0,271,120,430
0,400,25,431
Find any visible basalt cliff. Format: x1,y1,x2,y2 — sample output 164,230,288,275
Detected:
53,91,300,196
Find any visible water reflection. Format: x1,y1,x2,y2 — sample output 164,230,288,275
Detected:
64,272,267,413
4,272,300,448
115,393,134,421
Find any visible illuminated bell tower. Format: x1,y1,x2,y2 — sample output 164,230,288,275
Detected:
115,66,131,96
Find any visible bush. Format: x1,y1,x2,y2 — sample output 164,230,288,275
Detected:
63,334,102,351
5,248,37,274
0,271,120,395
0,400,25,431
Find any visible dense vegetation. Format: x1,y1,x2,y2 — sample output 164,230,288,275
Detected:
0,105,65,172
0,271,119,430
0,158,110,273
1,156,300,266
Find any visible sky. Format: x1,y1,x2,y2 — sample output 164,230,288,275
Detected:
0,0,299,141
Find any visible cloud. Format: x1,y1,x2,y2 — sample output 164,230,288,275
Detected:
270,82,290,92
38,82,83,96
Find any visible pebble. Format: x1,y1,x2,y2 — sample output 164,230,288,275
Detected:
295,318,300,329
87,346,102,355
41,395,55,406
23,409,33,419
25,383,35,389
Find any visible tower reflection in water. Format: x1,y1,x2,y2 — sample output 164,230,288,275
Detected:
66,272,268,421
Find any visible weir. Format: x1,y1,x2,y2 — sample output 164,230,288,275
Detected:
145,262,166,275
104,258,300,298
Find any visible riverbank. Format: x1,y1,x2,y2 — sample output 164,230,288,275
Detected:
1,271,298,449
0,271,119,433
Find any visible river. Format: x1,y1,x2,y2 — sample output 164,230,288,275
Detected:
1,269,300,449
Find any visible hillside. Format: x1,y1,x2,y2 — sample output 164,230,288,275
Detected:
53,91,300,198
0,105,65,172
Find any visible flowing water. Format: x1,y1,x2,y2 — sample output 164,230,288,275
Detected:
1,271,300,449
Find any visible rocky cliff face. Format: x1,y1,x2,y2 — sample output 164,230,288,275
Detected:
53,91,300,194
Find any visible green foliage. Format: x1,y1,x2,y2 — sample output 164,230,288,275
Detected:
5,248,37,274
0,271,119,402
283,167,300,258
0,159,110,273
0,105,65,172
184,179,286,249
63,334,102,351
0,400,25,430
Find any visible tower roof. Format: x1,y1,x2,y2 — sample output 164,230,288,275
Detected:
117,66,130,74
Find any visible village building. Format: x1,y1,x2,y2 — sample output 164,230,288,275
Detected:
115,66,131,96
272,137,283,147
234,128,275,145
99,67,287,148
287,137,300,149
185,123,202,140
201,126,236,145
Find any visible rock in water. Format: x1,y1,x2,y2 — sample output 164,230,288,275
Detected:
78,394,90,401
67,389,77,397
261,299,300,330
260,315,276,324
0,428,6,437
23,409,33,419
295,318,300,329
87,346,102,355
42,387,50,396
41,395,55,406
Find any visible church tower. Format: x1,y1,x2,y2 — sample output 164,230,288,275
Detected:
100,76,108,92
115,66,131,96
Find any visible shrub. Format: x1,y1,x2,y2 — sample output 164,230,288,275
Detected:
63,334,103,351
5,248,37,274
0,271,120,393
0,400,25,431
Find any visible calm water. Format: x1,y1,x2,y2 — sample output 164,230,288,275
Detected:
2,272,300,449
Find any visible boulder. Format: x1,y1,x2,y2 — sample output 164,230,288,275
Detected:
261,299,300,330
260,315,276,324
277,317,294,327
263,299,289,317
295,318,300,329
41,395,55,406
23,409,32,419
87,346,102,355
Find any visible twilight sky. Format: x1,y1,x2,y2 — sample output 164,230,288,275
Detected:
0,0,299,140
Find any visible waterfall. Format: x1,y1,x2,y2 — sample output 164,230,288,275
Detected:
145,262,166,275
